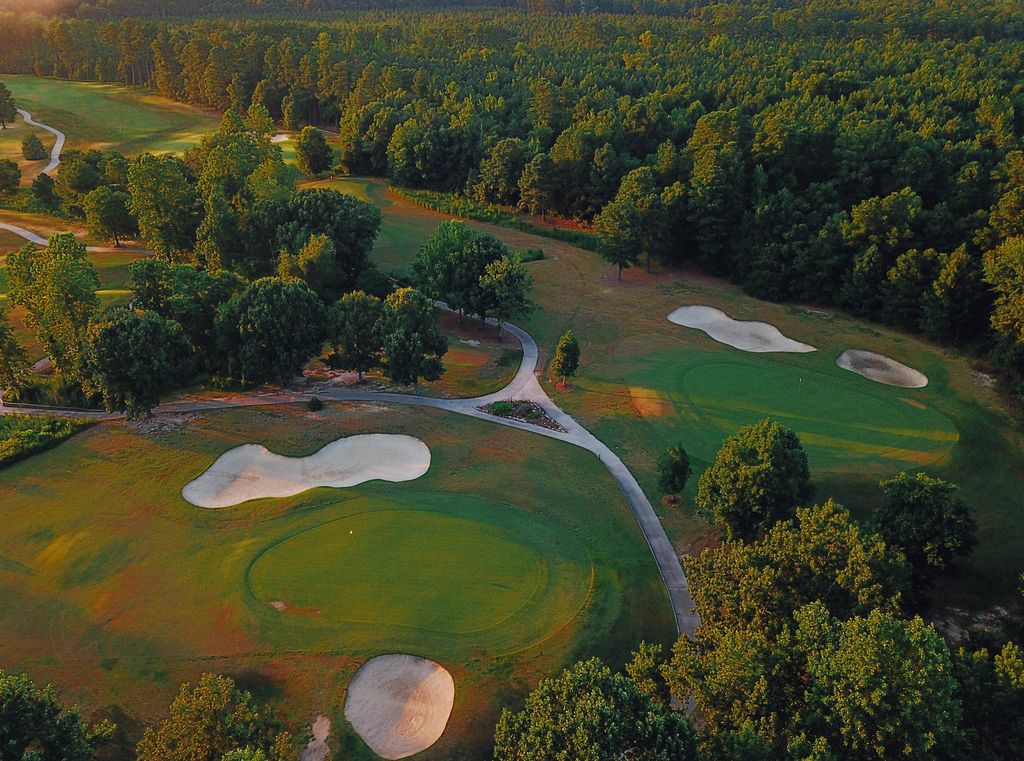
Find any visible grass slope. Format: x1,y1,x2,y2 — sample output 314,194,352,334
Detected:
327,177,1024,611
0,403,671,759
2,75,219,155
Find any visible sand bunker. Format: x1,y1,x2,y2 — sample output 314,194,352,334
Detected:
836,349,928,388
344,654,454,760
271,133,289,143
667,305,816,353
181,434,430,508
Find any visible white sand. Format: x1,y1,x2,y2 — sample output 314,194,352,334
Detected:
836,349,928,388
271,133,290,143
667,305,816,353
344,654,455,760
181,434,430,508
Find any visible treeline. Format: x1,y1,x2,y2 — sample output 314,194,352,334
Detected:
4,4,1024,382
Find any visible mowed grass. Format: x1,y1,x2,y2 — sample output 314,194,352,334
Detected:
0,403,671,759
249,506,560,634
333,179,1024,610
2,75,219,155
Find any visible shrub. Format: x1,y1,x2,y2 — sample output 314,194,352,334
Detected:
490,400,515,416
21,133,47,161
0,415,92,469
307,396,324,411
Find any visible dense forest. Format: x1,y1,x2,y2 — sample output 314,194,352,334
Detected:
4,3,1024,391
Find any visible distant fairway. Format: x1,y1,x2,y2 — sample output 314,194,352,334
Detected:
2,75,219,155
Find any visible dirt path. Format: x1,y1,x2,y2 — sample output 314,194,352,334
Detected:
16,109,65,175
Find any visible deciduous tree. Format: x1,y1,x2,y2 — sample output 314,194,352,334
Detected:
329,290,383,381
136,673,291,761
494,658,698,761
5,235,99,383
0,306,31,397
873,471,977,597
0,81,15,128
695,418,811,541
83,186,136,246
215,277,327,386
377,287,447,387
479,254,535,338
0,158,19,197
0,669,114,760
84,307,192,417
550,329,579,386
295,126,333,175
127,154,200,262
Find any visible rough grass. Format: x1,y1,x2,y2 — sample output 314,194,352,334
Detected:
0,403,672,759
3,75,219,155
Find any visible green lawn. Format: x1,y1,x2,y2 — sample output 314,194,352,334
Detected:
0,403,671,759
2,75,219,155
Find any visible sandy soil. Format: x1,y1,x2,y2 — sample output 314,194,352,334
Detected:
344,654,455,760
299,714,331,761
836,349,928,388
181,434,430,508
667,305,816,353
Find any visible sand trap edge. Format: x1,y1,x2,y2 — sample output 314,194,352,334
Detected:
667,304,816,354
836,348,928,388
344,653,455,760
181,434,431,508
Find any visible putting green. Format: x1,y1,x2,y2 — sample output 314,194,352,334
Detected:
249,509,545,633
676,360,959,470
242,490,594,651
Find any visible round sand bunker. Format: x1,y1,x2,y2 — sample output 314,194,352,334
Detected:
345,654,455,760
182,434,430,508
836,349,928,388
667,305,816,353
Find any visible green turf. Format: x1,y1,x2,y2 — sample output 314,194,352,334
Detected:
636,352,959,471
2,75,219,156
0,403,671,758
246,499,589,644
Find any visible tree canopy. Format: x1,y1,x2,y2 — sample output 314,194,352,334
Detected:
695,418,812,541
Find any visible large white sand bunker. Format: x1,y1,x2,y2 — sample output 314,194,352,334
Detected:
836,349,928,388
181,434,430,508
345,654,455,760
667,305,816,353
